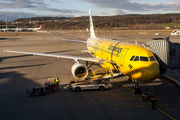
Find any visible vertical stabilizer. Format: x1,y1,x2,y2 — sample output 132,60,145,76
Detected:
89,9,96,38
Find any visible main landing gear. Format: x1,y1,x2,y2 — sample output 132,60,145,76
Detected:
133,80,141,94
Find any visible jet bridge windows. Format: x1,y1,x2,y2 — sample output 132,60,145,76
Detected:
170,49,175,56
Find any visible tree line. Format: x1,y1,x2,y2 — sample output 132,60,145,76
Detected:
1,13,180,30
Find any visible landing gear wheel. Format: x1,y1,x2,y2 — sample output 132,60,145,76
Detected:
75,87,81,92
99,86,104,91
133,88,141,94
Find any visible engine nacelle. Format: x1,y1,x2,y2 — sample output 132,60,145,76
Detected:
71,63,88,79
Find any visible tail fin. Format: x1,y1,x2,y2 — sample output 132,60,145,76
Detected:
89,9,96,38
39,25,42,28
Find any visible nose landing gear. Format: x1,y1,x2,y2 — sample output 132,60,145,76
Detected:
133,80,141,94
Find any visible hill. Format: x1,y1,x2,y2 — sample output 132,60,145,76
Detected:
9,13,180,30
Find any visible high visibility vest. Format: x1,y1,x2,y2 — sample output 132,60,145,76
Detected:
55,79,60,83
152,94,158,100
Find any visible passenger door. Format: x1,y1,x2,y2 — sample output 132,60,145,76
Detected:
120,48,129,66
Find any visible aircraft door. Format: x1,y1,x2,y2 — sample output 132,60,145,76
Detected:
101,47,105,58
120,48,129,66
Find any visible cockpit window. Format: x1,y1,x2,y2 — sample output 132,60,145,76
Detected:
149,56,156,61
140,56,149,61
134,56,139,61
130,56,135,61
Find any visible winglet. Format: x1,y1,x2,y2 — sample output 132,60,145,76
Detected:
89,9,96,38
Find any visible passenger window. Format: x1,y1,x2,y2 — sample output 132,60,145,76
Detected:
140,56,149,61
134,56,139,61
130,56,135,61
149,56,156,61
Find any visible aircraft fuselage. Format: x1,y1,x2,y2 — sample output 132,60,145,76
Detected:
87,37,160,81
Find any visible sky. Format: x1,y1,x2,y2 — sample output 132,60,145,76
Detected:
0,0,180,21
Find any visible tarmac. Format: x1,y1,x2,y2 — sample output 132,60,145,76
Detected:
0,30,180,120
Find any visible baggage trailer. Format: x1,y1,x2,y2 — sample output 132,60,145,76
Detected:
26,78,59,97
44,78,58,93
27,87,46,97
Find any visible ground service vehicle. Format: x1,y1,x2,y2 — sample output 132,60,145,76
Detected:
71,79,112,92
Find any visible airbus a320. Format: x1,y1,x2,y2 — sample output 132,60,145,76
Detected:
4,10,160,94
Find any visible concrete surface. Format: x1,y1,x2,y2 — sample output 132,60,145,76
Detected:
0,30,180,120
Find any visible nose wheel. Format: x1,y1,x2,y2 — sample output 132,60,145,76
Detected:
133,80,141,94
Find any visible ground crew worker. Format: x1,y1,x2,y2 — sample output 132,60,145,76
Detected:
55,77,60,91
151,92,158,110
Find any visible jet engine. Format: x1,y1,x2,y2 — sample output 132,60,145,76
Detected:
71,63,88,79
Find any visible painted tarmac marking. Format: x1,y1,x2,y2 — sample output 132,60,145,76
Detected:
113,78,176,120
158,103,179,106
113,97,136,100
120,105,147,108
108,93,130,96
64,46,176,120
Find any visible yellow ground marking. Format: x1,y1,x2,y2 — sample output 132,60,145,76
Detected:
120,105,147,108
114,78,176,120
113,97,136,100
64,45,176,120
158,103,179,106
108,93,130,96
139,32,147,34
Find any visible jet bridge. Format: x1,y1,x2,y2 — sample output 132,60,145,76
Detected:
142,37,180,74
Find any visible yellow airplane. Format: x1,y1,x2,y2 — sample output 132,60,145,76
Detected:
4,9,160,94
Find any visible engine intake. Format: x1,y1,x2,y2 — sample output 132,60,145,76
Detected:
71,63,88,79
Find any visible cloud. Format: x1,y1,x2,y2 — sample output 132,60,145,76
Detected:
0,11,76,21
97,11,108,16
0,11,37,21
80,0,180,12
74,15,82,17
112,9,125,15
0,0,84,15
36,8,84,13
51,0,61,3
0,0,47,9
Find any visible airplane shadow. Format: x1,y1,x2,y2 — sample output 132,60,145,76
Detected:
0,63,48,70
0,38,7,40
1,50,74,63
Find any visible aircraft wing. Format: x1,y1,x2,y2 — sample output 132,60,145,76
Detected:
4,50,112,64
62,39,87,43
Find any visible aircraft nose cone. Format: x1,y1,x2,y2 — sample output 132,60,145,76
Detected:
142,62,160,81
131,62,160,81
